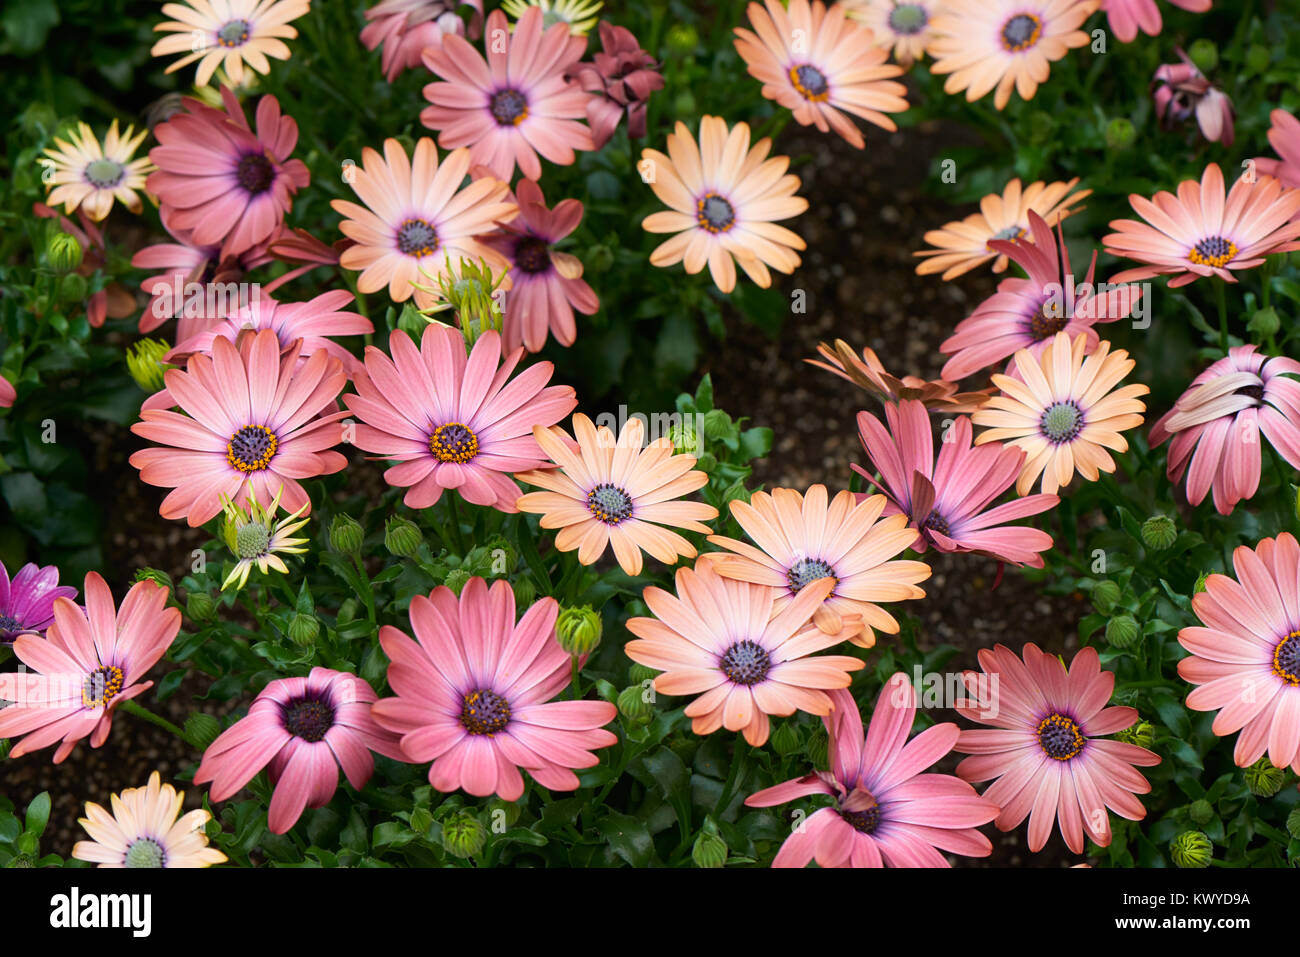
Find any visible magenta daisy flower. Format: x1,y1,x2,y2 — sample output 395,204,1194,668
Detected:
194,667,405,834
746,679,999,867
420,7,595,182
954,643,1161,853
1178,533,1300,773
0,562,78,644
148,86,310,257
361,0,484,82
854,399,1058,567
130,329,349,527
0,375,14,409
1151,346,1300,515
0,574,180,764
372,578,618,800
343,323,576,511
480,178,599,353
1102,0,1211,43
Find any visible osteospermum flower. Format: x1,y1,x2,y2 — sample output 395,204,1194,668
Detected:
372,578,618,799
344,324,576,510
1178,534,1300,773
0,562,78,644
421,8,594,182
501,0,601,34
746,680,999,867
0,574,179,763
569,21,664,148
130,329,348,526
361,0,483,82
151,0,309,86
843,0,945,67
855,399,1057,566
331,138,515,310
219,484,309,591
1104,164,1300,288
73,772,227,868
626,561,864,746
641,116,808,293
972,332,1148,495
40,120,154,222
0,375,13,409
808,339,991,412
1255,108,1300,189
1150,346,1300,515
954,643,1161,852
1102,0,1211,43
941,210,1142,382
914,177,1090,279
516,414,719,576
195,668,405,833
706,485,931,648
733,0,909,149
1152,49,1234,146
148,87,310,257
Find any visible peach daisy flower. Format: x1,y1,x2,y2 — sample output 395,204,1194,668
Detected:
420,8,595,182
808,339,992,412
151,0,310,86
972,332,1148,495
641,116,808,293
625,560,864,746
1102,0,1211,44
515,414,719,576
706,485,931,648
331,137,516,311
73,772,227,868
1103,163,1300,288
733,0,909,149
929,0,1098,110
913,176,1090,280
40,120,154,222
1255,108,1300,189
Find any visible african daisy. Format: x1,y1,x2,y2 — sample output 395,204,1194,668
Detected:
151,0,310,86
1255,108,1300,189
842,0,946,66
73,772,227,868
41,120,154,222
0,561,78,644
219,484,310,591
361,0,483,82
0,375,13,409
808,339,991,412
500,0,602,34
569,21,664,148
1102,0,1211,43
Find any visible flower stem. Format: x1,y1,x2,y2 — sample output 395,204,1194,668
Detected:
446,491,468,555
1215,280,1229,353
120,699,187,741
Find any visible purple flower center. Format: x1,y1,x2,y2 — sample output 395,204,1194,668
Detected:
217,19,251,47
923,510,950,537
696,193,735,234
490,89,529,126
396,218,438,258
1000,13,1041,52
587,483,633,525
1030,300,1070,341
1037,712,1084,761
840,806,882,834
236,153,275,194
82,665,125,708
888,3,928,35
461,689,511,735
429,422,479,463
1273,632,1300,686
1189,235,1238,269
789,64,829,101
514,236,552,275
720,640,771,686
0,613,23,639
786,557,836,592
282,695,335,742
227,424,278,473
1039,401,1083,445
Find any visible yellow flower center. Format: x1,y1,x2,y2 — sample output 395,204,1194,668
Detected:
1000,13,1042,52
428,423,479,463
1273,631,1300,686
1188,235,1238,269
788,64,830,102
227,424,279,473
1037,712,1084,761
83,665,125,708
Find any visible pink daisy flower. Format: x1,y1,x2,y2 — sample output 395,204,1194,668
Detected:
1178,533,1300,773
954,643,1161,853
343,323,576,511
746,679,999,867
1102,0,1211,43
148,86,310,258
1104,163,1300,288
361,0,484,82
1255,108,1300,190
194,667,405,834
0,375,13,409
854,399,1058,567
371,577,618,800
420,7,595,182
625,560,865,746
568,21,664,149
0,561,78,644
940,210,1142,382
479,178,599,353
130,329,348,526
0,574,180,764
1151,346,1300,515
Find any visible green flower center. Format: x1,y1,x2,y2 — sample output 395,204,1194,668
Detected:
218,19,251,47
587,483,633,525
84,158,125,189
888,3,928,35
1040,401,1083,444
125,838,165,868
235,521,271,559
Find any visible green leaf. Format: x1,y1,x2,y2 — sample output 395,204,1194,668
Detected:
24,792,50,838
596,812,655,867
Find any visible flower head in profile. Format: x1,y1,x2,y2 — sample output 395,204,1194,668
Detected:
41,120,154,222
1255,108,1300,189
344,323,576,511
0,562,78,644
0,574,180,763
32,202,136,328
626,561,865,746
1152,48,1234,145
568,22,664,148
641,116,807,293
151,0,310,86
914,177,1090,280
808,339,991,412
929,0,1098,110
195,668,405,834
0,375,14,409
1104,164,1300,288
972,332,1148,495
746,679,999,867
331,138,516,310
361,0,484,82
856,400,1058,566
372,578,618,800
73,772,227,868
707,485,931,648
954,643,1161,853
734,0,909,149
1151,346,1300,515
1103,0,1211,44
501,0,601,34
842,0,946,67
1178,533,1300,773
516,414,719,576
130,330,348,526
420,8,594,182
219,484,309,591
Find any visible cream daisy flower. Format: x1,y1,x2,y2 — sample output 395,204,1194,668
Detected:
219,484,310,591
41,120,154,222
843,0,947,66
500,0,602,34
151,0,311,87
72,772,227,868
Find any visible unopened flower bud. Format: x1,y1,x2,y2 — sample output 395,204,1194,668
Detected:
667,420,701,456
771,721,801,756
444,568,471,595
1187,799,1213,826
806,727,829,769
1244,757,1287,797
1286,806,1300,840
1105,615,1140,649
384,517,423,558
1115,720,1154,749
1105,118,1136,151
47,231,83,272
691,830,727,868
556,605,602,655
134,567,172,590
1248,307,1280,339
185,591,217,623
666,23,698,53
126,338,173,394
617,683,655,726
1091,580,1122,614
1141,515,1177,550
1245,44,1270,74
1170,830,1212,868
1187,38,1218,74
1194,571,1210,594
442,812,486,859
628,662,658,685
184,713,222,750
288,613,319,647
511,577,537,608
700,410,732,440
329,514,364,554
586,244,614,274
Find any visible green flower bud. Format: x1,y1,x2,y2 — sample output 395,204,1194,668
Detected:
617,683,655,726
1245,43,1270,74
673,91,696,117
1105,118,1136,151
442,812,486,859
329,514,364,554
1194,571,1210,594
1091,580,1122,614
1187,38,1218,74
288,613,320,647
1141,515,1177,550
700,409,732,440
556,605,602,656
184,713,222,750
586,244,614,274
1286,806,1300,840
384,517,423,558
1187,799,1214,826
396,303,430,339
125,338,173,394
806,727,829,769
133,567,173,589
691,830,728,868
511,577,537,608
667,419,702,456
444,568,471,595
1115,720,1154,749
185,591,217,623
771,720,802,756
1170,830,1213,869
47,231,83,273
1248,307,1281,339
665,23,698,54
1105,614,1140,649
1244,756,1287,798
628,662,658,685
